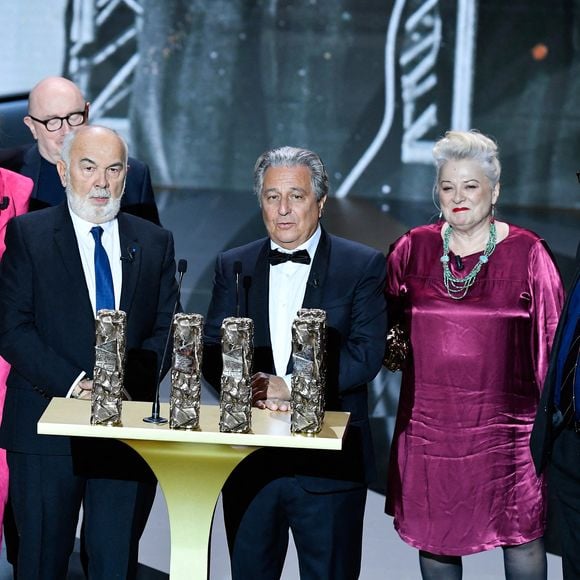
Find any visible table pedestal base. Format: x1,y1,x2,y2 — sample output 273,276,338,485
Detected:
123,439,257,580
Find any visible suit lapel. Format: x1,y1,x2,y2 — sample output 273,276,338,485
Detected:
544,258,580,407
249,240,271,347
118,214,141,313
303,228,330,309
52,203,94,318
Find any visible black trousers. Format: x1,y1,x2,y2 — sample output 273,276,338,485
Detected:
7,451,156,580
550,428,580,579
223,473,367,580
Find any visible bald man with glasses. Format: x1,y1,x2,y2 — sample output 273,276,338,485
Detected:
0,76,160,225
26,103,88,137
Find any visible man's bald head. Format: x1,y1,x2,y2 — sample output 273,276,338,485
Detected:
24,77,88,164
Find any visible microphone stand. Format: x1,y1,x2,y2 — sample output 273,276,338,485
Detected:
144,259,187,424
234,261,242,317
243,276,251,316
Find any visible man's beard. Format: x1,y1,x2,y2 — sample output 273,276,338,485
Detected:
66,184,122,224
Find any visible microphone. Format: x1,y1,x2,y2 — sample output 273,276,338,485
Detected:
454,255,464,271
234,261,242,317
144,258,188,424
0,197,9,211
120,245,137,263
243,275,252,316
308,273,320,288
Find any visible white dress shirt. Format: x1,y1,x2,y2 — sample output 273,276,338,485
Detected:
269,226,321,387
69,207,122,314
67,206,123,394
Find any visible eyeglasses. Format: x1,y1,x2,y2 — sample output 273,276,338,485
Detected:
28,103,88,132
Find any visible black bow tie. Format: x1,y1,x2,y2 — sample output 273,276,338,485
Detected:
268,248,311,266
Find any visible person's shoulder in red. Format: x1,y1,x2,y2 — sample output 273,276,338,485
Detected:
0,167,34,255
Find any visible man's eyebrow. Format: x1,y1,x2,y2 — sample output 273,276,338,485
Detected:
263,186,307,194
78,158,124,168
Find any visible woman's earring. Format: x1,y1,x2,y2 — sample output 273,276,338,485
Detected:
491,204,496,223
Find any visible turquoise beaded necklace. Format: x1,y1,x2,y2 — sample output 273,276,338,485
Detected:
440,221,497,300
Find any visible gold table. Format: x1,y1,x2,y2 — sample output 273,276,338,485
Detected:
38,398,349,579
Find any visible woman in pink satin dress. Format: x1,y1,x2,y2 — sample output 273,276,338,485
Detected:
0,168,33,541
385,131,564,579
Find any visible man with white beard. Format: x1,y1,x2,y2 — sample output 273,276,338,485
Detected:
0,125,178,579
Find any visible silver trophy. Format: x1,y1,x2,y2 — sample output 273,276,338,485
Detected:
169,313,204,430
91,309,127,426
290,308,327,434
219,317,254,433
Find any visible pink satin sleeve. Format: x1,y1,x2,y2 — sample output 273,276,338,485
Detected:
386,232,412,300
528,240,565,390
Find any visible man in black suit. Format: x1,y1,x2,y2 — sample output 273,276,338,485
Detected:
0,76,160,225
203,146,387,580
531,242,580,579
0,125,177,579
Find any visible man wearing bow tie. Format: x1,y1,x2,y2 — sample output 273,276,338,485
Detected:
203,146,387,579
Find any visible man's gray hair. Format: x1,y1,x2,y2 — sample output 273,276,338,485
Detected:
60,125,129,167
253,146,329,202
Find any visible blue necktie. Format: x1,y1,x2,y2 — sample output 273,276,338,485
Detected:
90,226,115,313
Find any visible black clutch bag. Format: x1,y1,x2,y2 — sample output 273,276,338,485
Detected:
383,324,410,372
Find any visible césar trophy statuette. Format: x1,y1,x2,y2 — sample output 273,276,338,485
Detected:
91,309,126,426
290,308,327,434
169,313,204,430
219,317,254,433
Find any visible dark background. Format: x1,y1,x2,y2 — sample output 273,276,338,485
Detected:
0,0,570,209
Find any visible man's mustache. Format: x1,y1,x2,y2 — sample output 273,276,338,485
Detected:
89,189,111,199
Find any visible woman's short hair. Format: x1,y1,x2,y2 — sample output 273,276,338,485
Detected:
253,146,329,202
432,130,501,189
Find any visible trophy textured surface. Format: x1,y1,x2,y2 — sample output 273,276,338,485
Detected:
91,310,126,426
291,308,326,434
219,317,253,433
169,313,204,429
